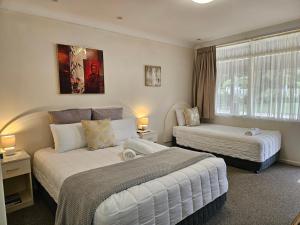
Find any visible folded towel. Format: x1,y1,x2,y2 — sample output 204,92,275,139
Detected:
245,128,262,136
123,138,167,155
122,149,137,161
123,139,155,155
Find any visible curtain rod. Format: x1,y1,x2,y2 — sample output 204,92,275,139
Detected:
217,28,300,48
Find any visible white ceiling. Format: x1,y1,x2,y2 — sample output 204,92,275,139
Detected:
1,0,300,47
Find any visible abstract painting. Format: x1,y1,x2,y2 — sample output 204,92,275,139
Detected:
57,44,104,94
145,65,161,87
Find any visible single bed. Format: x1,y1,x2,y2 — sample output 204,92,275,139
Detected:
173,124,281,173
33,144,228,225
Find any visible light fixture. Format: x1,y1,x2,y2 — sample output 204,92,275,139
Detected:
1,134,16,156
137,117,149,131
192,0,214,4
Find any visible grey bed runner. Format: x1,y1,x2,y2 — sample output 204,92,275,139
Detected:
55,147,213,225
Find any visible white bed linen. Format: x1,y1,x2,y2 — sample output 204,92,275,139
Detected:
173,124,281,162
33,146,228,225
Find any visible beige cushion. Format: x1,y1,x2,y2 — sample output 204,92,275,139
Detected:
81,120,115,150
184,107,200,126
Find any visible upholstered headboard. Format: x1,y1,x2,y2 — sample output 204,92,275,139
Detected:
0,104,136,156
163,102,190,143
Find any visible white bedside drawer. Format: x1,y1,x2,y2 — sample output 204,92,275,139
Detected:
1,150,33,213
2,160,30,179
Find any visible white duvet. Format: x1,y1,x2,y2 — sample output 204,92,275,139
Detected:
174,124,281,162
33,145,228,225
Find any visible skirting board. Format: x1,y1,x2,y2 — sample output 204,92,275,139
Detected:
279,159,300,167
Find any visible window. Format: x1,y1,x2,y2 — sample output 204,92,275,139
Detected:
216,32,300,121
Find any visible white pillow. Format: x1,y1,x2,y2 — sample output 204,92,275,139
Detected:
175,109,186,126
111,118,139,145
50,123,87,153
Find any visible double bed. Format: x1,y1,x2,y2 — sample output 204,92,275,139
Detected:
173,124,281,173
11,106,228,225
33,145,228,225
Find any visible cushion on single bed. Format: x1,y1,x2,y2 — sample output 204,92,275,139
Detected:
184,107,200,126
81,120,116,150
92,107,123,120
50,123,87,153
49,108,92,124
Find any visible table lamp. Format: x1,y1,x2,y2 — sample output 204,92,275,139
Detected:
1,134,16,156
138,117,149,132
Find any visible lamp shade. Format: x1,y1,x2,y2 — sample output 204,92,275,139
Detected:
138,117,149,130
1,134,16,149
138,117,149,126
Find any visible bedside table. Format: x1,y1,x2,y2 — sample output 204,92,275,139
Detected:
1,150,34,213
138,130,158,142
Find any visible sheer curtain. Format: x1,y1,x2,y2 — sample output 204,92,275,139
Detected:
216,32,300,121
216,43,250,116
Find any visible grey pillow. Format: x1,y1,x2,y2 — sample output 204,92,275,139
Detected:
92,107,123,120
49,108,92,124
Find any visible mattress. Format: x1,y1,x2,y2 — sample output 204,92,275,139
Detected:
33,145,228,225
173,124,281,162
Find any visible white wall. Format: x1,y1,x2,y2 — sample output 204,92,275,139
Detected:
213,116,300,165
0,9,193,144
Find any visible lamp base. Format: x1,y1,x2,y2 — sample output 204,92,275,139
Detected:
137,129,150,134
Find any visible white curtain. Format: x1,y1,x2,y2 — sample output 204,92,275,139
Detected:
216,32,300,121
216,43,250,116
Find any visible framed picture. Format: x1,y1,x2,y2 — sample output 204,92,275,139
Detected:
145,65,161,87
57,44,104,94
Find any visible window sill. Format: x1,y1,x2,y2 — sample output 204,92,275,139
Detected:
215,113,300,123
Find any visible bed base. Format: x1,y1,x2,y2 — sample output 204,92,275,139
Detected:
34,177,57,215
177,193,226,225
34,177,227,225
172,136,279,173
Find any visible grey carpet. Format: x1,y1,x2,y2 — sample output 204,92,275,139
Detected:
7,196,54,225
206,164,300,225
7,163,300,225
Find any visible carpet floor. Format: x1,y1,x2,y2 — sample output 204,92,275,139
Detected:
7,163,300,225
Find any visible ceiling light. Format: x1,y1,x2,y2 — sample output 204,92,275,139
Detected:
192,0,214,4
